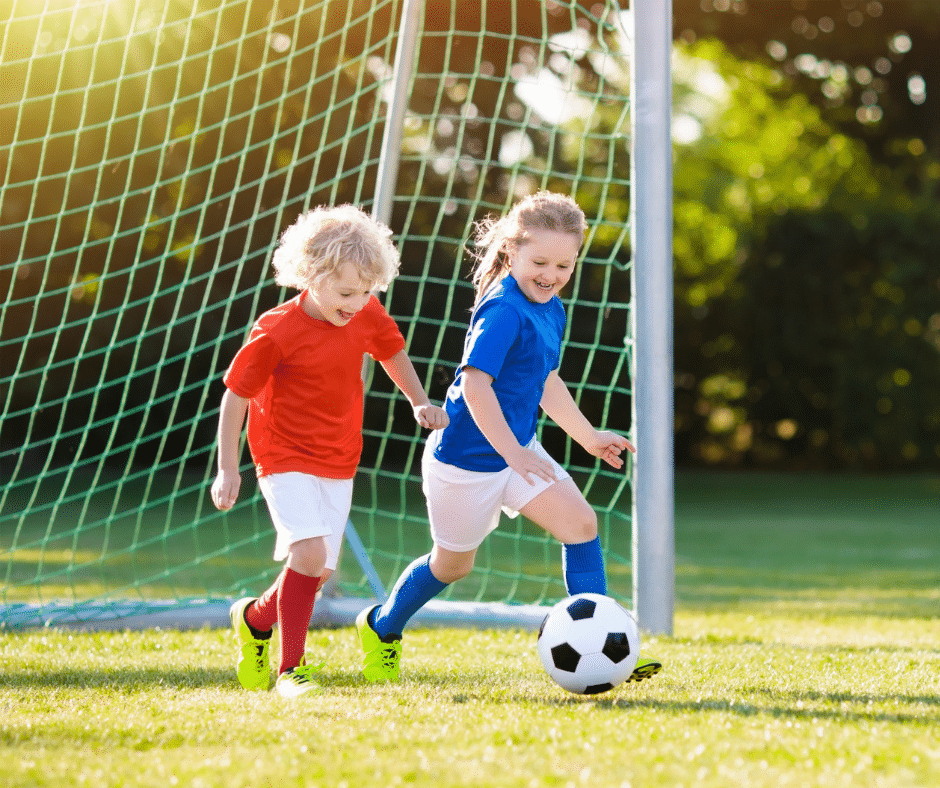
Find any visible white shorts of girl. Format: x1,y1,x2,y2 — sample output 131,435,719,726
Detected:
422,429,570,553
257,472,352,569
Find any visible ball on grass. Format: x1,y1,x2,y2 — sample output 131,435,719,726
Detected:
536,593,640,695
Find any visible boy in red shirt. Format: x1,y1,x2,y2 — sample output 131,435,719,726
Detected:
211,205,448,698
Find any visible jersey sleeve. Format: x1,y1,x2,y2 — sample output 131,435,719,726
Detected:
223,330,282,398
550,299,566,372
363,296,406,362
461,301,521,380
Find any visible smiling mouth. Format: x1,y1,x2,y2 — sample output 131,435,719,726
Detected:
534,281,553,291
338,310,356,320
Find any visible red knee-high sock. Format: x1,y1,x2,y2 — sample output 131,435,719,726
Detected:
277,567,320,674
244,569,283,634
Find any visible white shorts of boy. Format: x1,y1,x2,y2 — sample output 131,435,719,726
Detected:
422,429,570,552
257,472,352,570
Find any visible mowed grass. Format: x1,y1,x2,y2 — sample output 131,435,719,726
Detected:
1,471,939,788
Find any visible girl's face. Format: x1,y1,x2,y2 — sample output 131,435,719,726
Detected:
509,228,580,304
303,262,374,326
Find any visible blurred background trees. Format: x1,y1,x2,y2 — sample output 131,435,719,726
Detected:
671,0,940,468
3,0,939,473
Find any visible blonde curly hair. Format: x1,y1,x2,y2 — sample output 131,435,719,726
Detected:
272,204,401,293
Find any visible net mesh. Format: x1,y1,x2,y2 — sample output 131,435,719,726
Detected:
0,0,634,628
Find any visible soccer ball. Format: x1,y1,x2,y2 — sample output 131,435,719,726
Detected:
536,593,640,695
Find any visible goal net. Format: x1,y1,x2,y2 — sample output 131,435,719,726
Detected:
1,0,635,630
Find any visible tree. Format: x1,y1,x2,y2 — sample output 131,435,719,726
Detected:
674,0,940,195
672,38,940,468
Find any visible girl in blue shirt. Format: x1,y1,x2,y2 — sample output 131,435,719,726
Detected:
356,192,660,684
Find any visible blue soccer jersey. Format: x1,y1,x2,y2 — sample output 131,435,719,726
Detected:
434,275,566,471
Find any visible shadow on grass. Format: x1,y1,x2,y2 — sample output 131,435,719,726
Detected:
382,667,940,727
744,684,940,712
5,663,937,729
619,694,940,727
670,634,939,656
0,666,236,690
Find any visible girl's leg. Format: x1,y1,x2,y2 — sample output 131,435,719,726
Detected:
520,476,664,683
519,478,606,595
370,545,475,639
358,545,476,682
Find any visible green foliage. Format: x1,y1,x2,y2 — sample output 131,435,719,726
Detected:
5,1,939,474
675,0,940,182
736,210,940,468
672,40,940,468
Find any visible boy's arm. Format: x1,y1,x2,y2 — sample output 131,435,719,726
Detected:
379,349,449,429
462,366,557,485
211,388,249,510
539,369,636,469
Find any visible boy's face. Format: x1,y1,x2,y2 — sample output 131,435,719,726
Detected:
304,262,374,326
509,229,579,304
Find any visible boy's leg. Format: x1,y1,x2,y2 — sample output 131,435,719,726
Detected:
277,537,325,675
245,569,283,633
256,473,348,696
245,565,336,634
229,597,272,690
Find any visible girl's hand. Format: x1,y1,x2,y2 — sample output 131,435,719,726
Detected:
414,403,450,430
505,445,557,486
584,430,636,469
211,469,241,510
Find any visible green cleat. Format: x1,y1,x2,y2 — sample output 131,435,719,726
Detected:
229,597,271,691
628,655,663,683
275,660,324,698
356,605,402,682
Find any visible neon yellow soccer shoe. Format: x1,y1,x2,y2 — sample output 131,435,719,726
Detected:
275,660,324,698
627,655,663,683
229,597,271,691
356,605,402,682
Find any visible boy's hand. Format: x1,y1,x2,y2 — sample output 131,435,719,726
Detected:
211,469,242,510
583,430,636,469
414,403,449,430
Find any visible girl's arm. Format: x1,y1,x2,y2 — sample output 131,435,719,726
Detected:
540,369,636,469
211,389,249,510
379,349,449,429
462,366,557,485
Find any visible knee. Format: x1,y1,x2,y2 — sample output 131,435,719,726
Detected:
430,562,472,585
567,506,598,544
287,537,327,577
429,550,475,584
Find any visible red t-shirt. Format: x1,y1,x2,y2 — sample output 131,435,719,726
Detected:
223,293,405,479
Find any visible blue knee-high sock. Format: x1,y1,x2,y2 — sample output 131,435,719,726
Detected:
562,537,607,595
371,555,448,639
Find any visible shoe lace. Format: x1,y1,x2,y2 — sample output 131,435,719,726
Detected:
238,639,269,670
291,660,326,683
251,641,268,670
378,642,401,669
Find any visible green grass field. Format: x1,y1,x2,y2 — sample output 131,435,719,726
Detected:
2,471,938,788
